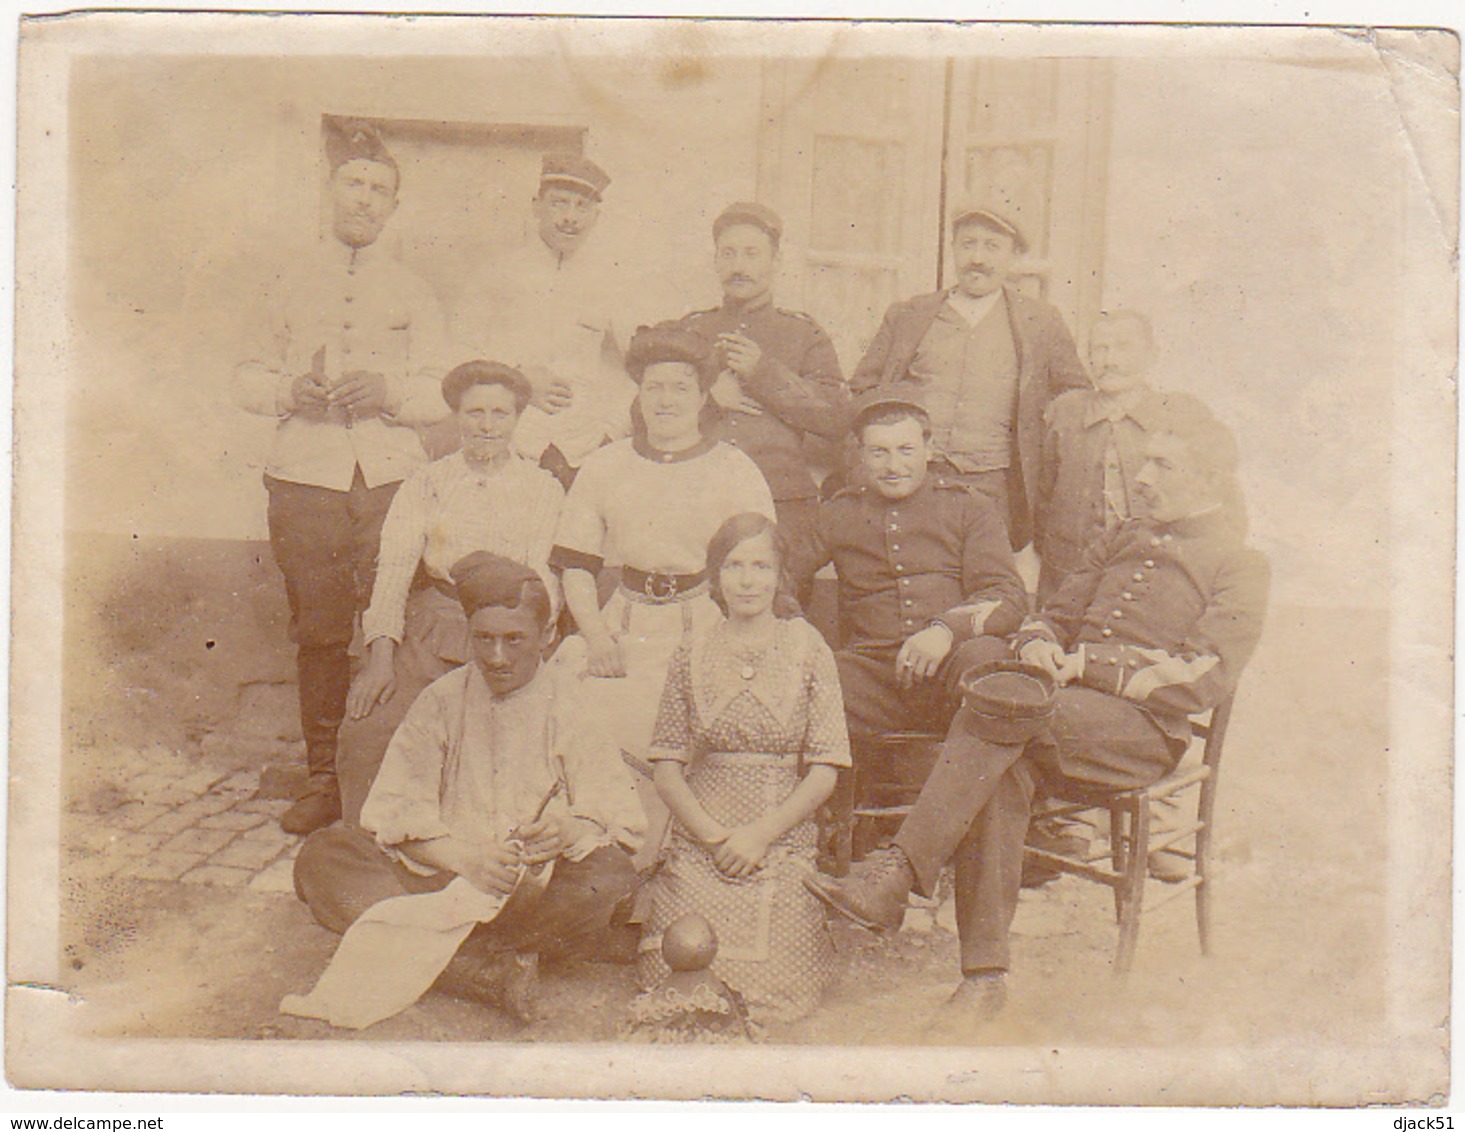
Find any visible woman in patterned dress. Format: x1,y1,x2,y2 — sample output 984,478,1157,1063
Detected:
335,361,565,824
639,512,851,1023
550,324,776,868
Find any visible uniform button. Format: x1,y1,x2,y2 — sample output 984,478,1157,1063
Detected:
1108,656,1118,665
1132,573,1144,582
1162,534,1173,542
894,564,904,573
903,599,913,606
1112,610,1124,619
1144,559,1155,568
1123,592,1134,601
891,544,900,551
1150,537,1162,548
1127,659,1138,668
1102,627,1114,638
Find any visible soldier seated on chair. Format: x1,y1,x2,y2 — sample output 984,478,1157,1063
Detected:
793,387,1030,752
805,400,1269,1023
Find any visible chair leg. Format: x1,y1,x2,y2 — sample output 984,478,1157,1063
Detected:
1108,803,1129,923
823,770,854,877
1194,810,1213,956
1114,803,1150,976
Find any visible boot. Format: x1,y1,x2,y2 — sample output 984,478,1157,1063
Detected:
281,775,342,836
803,846,915,932
945,969,1009,1022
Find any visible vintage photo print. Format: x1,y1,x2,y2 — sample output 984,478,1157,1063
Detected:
8,11,1457,1104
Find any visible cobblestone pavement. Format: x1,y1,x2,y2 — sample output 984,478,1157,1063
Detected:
63,742,308,897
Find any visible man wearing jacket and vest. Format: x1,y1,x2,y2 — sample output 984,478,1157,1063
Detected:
850,206,1088,550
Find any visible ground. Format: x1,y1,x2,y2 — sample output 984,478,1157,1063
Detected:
51,537,1389,1056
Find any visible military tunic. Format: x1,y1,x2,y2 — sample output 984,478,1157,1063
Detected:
801,474,1028,740
676,295,847,503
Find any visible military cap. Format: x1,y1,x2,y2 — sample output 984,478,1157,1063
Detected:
540,153,611,201
949,204,1027,255
957,661,1056,745
849,384,931,437
325,118,397,175
450,551,549,620
442,360,533,413
624,321,715,387
713,202,783,248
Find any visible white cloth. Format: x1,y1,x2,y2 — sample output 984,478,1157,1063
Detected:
279,874,530,1030
360,451,564,645
454,238,636,465
236,238,451,490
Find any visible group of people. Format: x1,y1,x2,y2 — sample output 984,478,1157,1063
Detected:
238,118,1270,1030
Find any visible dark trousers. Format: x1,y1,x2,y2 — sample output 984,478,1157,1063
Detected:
266,469,399,783
294,825,638,963
835,635,1011,746
893,686,1179,972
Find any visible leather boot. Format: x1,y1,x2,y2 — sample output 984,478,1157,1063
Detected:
803,846,915,932
281,776,342,836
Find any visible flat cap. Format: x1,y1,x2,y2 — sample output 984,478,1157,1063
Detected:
540,153,611,200
849,383,931,435
325,118,397,174
450,551,544,618
624,321,715,386
950,205,1027,254
713,202,783,247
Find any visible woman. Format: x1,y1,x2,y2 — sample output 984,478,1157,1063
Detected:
550,322,776,868
639,512,850,1023
337,360,565,824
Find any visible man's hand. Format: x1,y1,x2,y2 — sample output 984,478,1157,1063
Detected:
513,815,600,866
329,370,390,417
896,623,955,688
524,365,574,414
713,822,775,878
717,332,763,379
584,631,627,678
345,650,396,720
710,369,764,416
457,839,526,897
1019,638,1084,685
290,372,331,418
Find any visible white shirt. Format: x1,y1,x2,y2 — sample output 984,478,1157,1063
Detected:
360,451,565,645
554,436,777,575
236,239,450,491
454,237,636,465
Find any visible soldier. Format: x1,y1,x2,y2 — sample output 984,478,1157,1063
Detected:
453,153,635,486
795,388,1029,747
675,203,848,598
236,119,449,835
851,206,1088,549
806,403,1269,1023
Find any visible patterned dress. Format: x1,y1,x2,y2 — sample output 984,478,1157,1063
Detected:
640,617,852,1023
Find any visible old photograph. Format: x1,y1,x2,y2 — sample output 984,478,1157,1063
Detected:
7,11,1457,1104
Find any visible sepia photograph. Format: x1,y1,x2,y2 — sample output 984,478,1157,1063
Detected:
6,8,1458,1106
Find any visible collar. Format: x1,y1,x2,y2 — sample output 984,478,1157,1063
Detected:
466,657,550,707
720,292,773,317
632,432,719,464
1082,385,1161,428
1157,505,1230,540
942,287,1005,327
329,237,382,268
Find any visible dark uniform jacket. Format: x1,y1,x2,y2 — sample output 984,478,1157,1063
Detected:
801,475,1029,653
1015,509,1270,745
677,295,847,502
851,285,1088,548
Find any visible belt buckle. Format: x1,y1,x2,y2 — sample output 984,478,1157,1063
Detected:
644,572,678,601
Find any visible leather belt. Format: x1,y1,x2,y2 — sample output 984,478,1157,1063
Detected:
621,566,707,602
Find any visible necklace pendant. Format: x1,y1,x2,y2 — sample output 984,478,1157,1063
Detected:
740,663,756,681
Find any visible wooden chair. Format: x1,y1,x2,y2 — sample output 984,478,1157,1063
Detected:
1022,693,1237,975
817,694,1238,977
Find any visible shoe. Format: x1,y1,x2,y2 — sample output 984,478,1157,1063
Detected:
946,970,1009,1022
280,781,342,836
1021,820,1089,888
803,847,914,932
438,948,540,1023
1148,848,1191,884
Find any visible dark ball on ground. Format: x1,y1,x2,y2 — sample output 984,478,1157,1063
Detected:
661,913,719,971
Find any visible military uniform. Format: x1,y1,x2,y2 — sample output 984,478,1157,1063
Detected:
800,473,1029,742
889,507,1270,973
